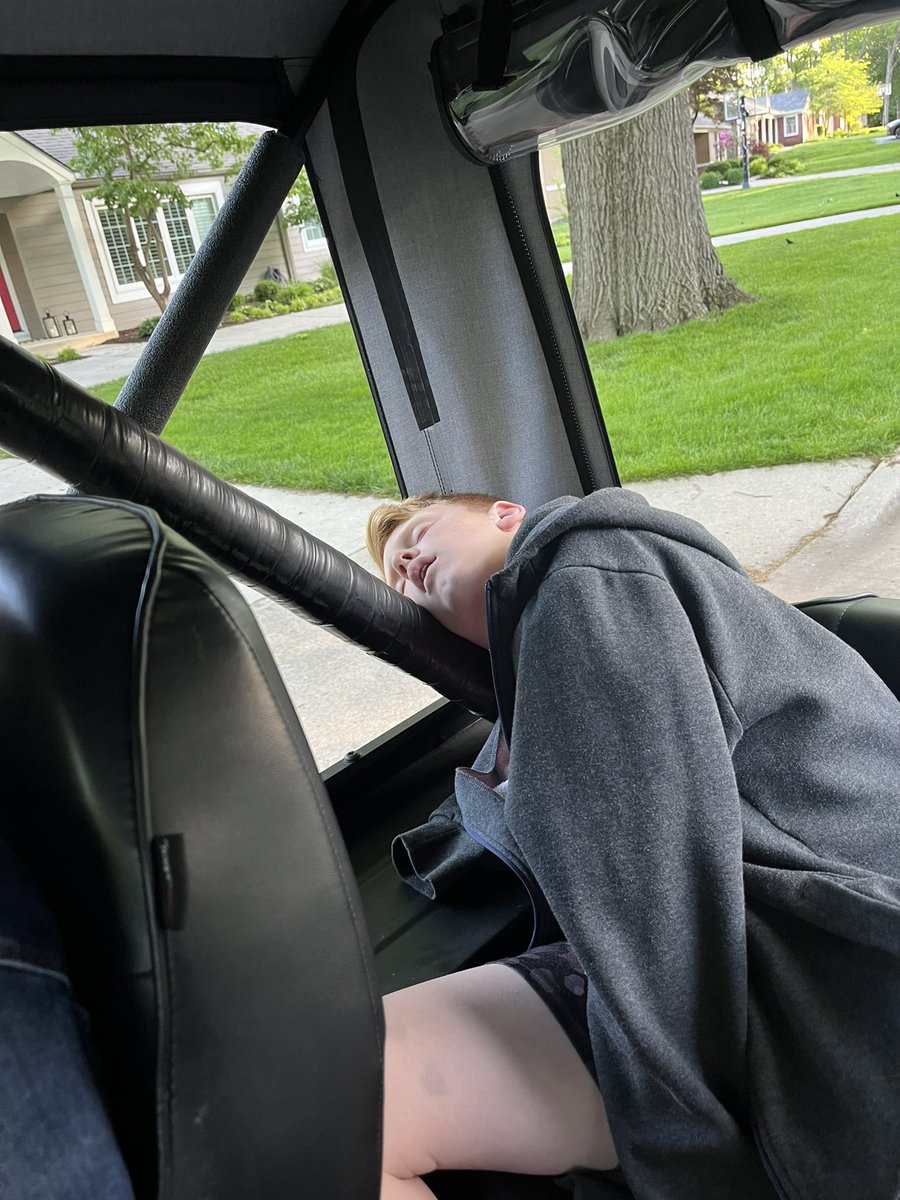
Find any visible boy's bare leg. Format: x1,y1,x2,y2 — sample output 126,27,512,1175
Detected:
381,962,617,1200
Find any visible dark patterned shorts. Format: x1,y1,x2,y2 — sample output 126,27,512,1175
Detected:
498,940,596,1081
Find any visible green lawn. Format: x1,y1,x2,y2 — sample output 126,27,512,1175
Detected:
590,217,900,482
702,172,900,236
550,166,900,255
94,324,397,495
770,132,900,174
91,217,900,493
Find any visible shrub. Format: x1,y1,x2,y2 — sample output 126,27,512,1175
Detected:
242,305,271,320
227,311,249,324
749,140,772,160
749,156,768,177
766,156,802,177
725,168,744,186
56,346,82,362
227,293,245,312
283,281,315,302
252,279,280,302
318,262,337,288
699,171,721,190
703,161,729,176
138,316,161,338
289,296,311,312
271,302,292,315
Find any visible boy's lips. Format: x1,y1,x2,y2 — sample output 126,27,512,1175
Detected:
409,555,435,592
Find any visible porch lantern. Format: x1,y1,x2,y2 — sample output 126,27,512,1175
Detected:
42,312,61,339
62,314,78,336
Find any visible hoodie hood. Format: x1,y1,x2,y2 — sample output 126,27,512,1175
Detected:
485,487,746,743
505,487,744,576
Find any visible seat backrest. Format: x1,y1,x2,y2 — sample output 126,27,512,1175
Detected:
0,496,383,1200
797,595,900,701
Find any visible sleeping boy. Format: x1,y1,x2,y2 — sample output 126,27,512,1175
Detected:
366,488,900,1200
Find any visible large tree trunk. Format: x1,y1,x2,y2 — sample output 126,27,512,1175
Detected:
561,91,750,342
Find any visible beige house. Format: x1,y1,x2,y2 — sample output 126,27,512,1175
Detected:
0,128,331,346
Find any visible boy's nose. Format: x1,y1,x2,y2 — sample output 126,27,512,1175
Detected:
394,547,417,577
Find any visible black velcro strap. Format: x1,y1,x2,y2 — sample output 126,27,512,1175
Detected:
329,61,440,431
474,0,514,90
726,0,783,62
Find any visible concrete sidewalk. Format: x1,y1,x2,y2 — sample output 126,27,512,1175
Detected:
559,203,900,275
51,301,349,390
713,203,900,246
2,451,898,768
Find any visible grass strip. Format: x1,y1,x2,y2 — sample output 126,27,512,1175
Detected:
703,171,900,236
769,132,900,174
591,218,900,481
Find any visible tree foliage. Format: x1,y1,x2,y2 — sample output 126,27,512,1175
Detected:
801,52,881,129
65,123,255,311
282,168,320,228
748,19,899,124
688,67,741,120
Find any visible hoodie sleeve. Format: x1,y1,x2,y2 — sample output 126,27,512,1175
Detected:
505,564,776,1197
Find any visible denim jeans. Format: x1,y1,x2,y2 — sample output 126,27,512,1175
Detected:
0,841,135,1199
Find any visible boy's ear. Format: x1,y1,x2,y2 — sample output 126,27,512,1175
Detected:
491,501,527,532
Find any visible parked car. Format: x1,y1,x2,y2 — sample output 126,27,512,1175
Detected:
888,115,900,138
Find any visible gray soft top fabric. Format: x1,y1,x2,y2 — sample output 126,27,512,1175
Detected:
449,487,900,1200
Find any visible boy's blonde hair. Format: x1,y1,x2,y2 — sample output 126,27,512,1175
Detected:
366,491,500,576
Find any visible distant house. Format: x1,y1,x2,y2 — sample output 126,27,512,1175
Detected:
693,112,733,167
0,126,331,345
724,89,846,149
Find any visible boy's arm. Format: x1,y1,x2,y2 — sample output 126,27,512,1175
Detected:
505,564,774,1197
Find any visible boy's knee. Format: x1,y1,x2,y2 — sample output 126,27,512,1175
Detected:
382,990,440,1181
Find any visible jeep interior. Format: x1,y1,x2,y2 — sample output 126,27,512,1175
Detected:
0,1,897,1197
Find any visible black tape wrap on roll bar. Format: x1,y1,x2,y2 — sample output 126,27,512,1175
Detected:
0,340,497,719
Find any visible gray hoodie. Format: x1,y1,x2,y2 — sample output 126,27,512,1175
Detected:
452,489,900,1200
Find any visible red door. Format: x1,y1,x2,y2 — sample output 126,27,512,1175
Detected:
0,264,23,334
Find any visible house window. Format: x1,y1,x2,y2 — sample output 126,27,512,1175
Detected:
161,200,198,274
783,114,799,138
94,192,220,290
97,208,140,286
301,220,328,251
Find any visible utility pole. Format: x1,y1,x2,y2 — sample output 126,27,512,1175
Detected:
739,95,751,189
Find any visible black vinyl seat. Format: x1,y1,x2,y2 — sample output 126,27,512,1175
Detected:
0,495,383,1200
798,595,900,701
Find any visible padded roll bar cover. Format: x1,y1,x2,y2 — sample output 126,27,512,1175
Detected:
798,594,900,702
0,496,383,1200
0,337,496,717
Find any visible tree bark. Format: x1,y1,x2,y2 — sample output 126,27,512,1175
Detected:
124,211,169,313
561,91,751,342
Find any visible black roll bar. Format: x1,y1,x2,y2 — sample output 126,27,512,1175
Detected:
0,340,497,718
114,131,307,435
